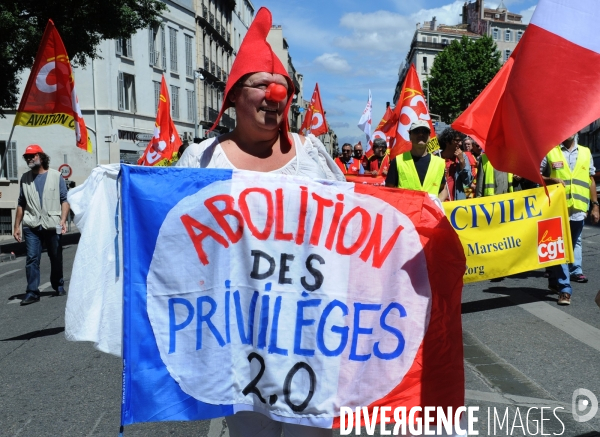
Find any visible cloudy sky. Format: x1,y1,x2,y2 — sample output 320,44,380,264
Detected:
254,0,539,148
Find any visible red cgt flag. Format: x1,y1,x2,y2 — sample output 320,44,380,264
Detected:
369,105,396,158
387,65,436,161
14,20,91,153
300,83,328,137
138,75,182,166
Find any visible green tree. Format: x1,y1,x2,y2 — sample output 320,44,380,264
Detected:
427,35,501,123
0,0,167,116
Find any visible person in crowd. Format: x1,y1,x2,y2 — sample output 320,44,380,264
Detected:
177,9,342,435
353,142,369,169
438,128,472,201
385,120,448,201
462,136,478,198
334,143,364,175
542,134,599,305
177,140,190,159
13,145,69,305
368,138,390,177
475,153,513,197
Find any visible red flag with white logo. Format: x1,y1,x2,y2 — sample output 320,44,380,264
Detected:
300,83,328,137
14,20,91,153
388,65,436,161
369,105,396,158
138,75,182,166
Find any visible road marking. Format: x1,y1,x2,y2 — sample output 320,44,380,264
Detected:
466,390,571,412
7,282,52,304
0,269,21,279
513,300,600,353
208,418,229,437
86,412,105,437
13,418,32,436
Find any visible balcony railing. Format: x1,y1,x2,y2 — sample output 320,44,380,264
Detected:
413,40,449,50
209,12,214,26
217,66,222,80
205,106,219,123
204,55,209,70
211,61,216,75
216,19,221,33
221,113,235,130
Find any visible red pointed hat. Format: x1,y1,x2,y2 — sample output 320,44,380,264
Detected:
211,7,295,133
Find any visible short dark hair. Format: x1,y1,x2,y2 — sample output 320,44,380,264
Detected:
438,128,464,151
372,138,386,149
341,143,353,150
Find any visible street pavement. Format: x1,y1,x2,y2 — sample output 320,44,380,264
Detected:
0,226,599,436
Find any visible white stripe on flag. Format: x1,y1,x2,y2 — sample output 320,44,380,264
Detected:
531,0,600,55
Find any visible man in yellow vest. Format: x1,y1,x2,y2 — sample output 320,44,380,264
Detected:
12,145,70,305
541,134,599,305
475,153,513,197
385,120,448,201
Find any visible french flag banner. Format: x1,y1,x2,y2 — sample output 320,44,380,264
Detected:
485,0,600,184
119,166,464,428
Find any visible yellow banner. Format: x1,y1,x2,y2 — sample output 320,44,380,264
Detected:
443,185,573,283
14,111,93,152
427,137,440,153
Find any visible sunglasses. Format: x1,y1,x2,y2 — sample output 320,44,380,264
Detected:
23,154,38,160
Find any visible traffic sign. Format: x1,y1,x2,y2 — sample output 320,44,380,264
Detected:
59,164,72,179
136,133,154,141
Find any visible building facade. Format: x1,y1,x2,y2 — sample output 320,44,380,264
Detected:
393,18,481,105
0,0,198,235
194,0,254,138
462,0,526,63
267,25,307,133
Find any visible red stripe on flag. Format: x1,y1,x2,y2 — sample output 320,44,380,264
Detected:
485,24,600,184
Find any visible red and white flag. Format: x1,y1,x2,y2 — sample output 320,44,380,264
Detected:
300,83,328,137
370,105,396,157
14,20,91,153
138,75,182,166
387,65,436,161
357,90,372,151
457,0,600,184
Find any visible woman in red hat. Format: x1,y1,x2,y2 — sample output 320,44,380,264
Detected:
177,9,343,185
177,7,341,437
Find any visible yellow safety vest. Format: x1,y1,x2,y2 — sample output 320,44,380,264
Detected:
546,145,591,212
481,154,513,196
396,152,445,195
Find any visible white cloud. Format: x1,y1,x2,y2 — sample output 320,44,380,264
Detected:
313,53,352,74
329,121,350,128
519,5,536,24
336,95,350,102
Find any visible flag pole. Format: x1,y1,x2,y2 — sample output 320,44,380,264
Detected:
0,124,16,179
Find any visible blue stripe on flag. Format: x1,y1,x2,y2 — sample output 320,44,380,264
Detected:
120,165,234,425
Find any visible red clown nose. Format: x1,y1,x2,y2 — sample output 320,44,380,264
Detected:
264,83,288,102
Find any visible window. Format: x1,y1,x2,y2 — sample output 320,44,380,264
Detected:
442,38,448,44
0,141,17,180
492,28,499,40
118,72,136,112
169,28,178,73
422,36,426,42
423,56,428,73
116,38,133,58
171,85,179,119
185,34,193,77
505,49,512,61
0,209,12,236
153,81,161,113
187,90,195,122
517,31,523,42
505,29,511,42
433,37,437,43
149,26,160,67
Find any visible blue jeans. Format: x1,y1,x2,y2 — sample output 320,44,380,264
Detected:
23,226,64,292
569,235,582,275
549,219,584,295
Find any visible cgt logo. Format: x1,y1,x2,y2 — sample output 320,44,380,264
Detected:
537,217,565,263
